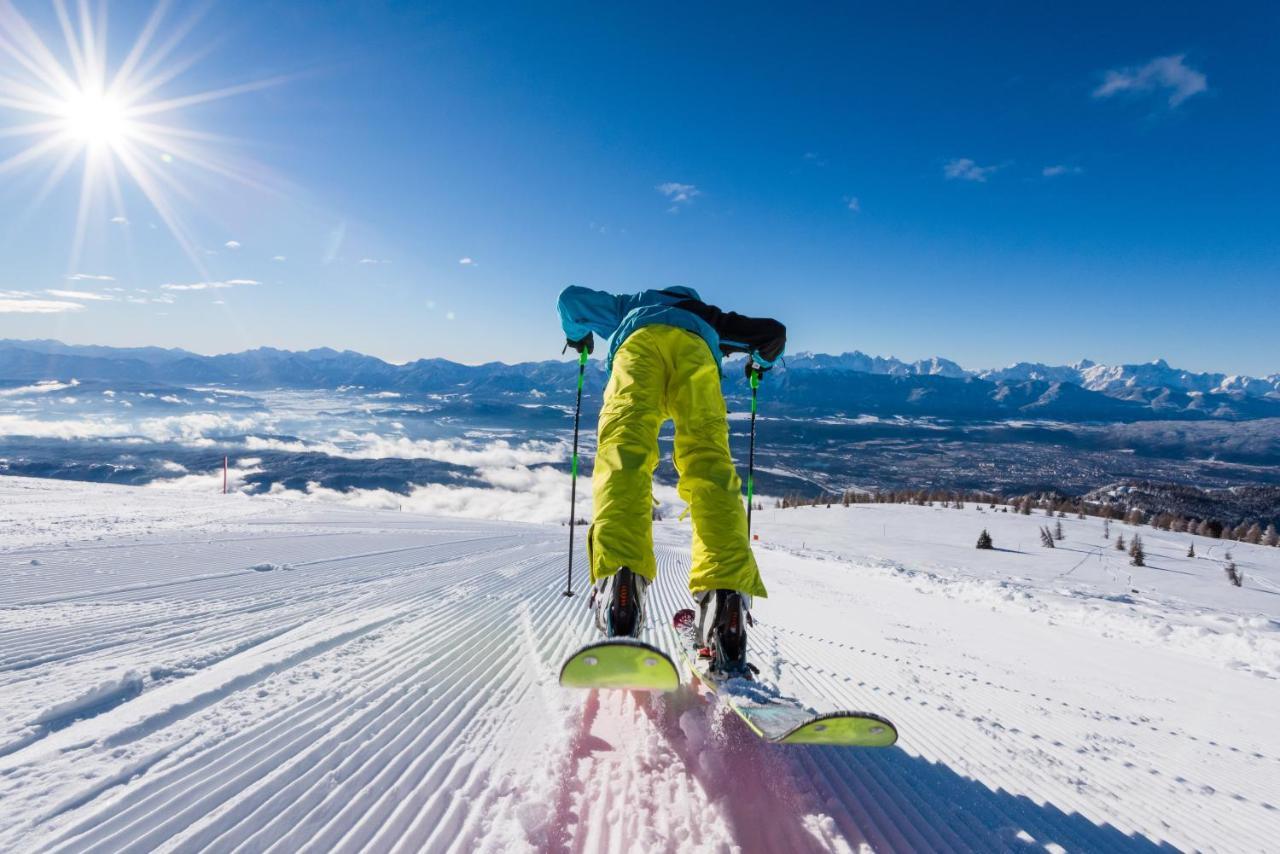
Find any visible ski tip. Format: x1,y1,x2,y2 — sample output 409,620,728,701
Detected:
776,711,899,747
558,638,679,692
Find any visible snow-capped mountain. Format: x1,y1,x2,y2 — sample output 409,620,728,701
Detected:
978,358,1280,399
780,351,969,379
1,339,1277,421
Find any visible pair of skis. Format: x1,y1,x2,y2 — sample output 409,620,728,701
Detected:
559,609,897,747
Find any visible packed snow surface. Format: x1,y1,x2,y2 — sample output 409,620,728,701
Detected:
2,476,1278,852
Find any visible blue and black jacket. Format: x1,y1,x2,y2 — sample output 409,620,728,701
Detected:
557,285,786,374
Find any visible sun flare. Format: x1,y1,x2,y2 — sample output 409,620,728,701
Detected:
58,89,129,147
0,1,283,268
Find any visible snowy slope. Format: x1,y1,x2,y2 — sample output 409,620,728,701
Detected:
2,478,1278,852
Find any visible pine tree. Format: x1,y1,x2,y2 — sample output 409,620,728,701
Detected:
1129,534,1145,567
1054,520,1065,540
1103,519,1111,540
1115,533,1126,551
1040,526,1055,548
1187,542,1195,558
976,529,994,550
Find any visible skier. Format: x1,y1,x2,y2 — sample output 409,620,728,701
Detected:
558,285,785,672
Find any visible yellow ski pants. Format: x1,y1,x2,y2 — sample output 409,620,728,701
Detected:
589,324,766,598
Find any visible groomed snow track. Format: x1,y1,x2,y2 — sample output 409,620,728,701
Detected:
1,495,1274,851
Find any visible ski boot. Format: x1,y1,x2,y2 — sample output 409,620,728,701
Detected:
696,589,757,676
590,567,648,638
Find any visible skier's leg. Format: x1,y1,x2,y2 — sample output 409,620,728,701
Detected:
665,327,767,599
590,327,665,586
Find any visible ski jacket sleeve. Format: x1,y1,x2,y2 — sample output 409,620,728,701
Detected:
558,285,627,342
657,292,787,367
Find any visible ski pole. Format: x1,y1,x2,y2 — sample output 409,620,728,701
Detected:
564,348,589,597
746,364,761,537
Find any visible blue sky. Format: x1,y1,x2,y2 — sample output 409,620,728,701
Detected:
0,1,1276,374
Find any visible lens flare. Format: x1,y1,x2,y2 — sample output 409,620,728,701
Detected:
0,0,287,269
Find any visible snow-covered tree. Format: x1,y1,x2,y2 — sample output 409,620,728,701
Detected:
1266,523,1279,547
1103,519,1111,539
1054,520,1064,541
1129,534,1145,567
1040,526,1055,548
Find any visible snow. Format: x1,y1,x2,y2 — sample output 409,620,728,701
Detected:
1,476,1277,851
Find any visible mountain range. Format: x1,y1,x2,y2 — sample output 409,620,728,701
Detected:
2,339,1278,423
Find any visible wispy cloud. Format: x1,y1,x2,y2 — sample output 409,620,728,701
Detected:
224,240,242,249
845,195,861,212
0,379,79,398
66,273,115,281
0,297,85,313
0,412,261,442
160,279,261,291
109,216,129,225
271,255,286,262
359,257,390,265
458,257,474,266
944,158,1000,183
1093,54,1207,107
46,289,116,301
1042,164,1084,177
657,181,700,211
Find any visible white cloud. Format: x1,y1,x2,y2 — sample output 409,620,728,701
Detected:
254,464,687,525
242,433,563,467
0,297,85,313
0,379,79,398
446,311,456,321
656,181,700,211
271,255,286,262
46,289,115,301
845,196,861,212
1093,54,1207,107
0,412,261,443
161,279,261,291
109,216,129,225
1042,165,1084,177
224,240,242,249
66,273,115,281
458,257,474,266
359,257,390,265
944,158,1000,182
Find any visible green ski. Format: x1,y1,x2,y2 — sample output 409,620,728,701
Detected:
559,637,680,692
672,608,898,747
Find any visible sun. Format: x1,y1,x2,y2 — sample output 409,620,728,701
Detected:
59,89,130,148
0,1,285,269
